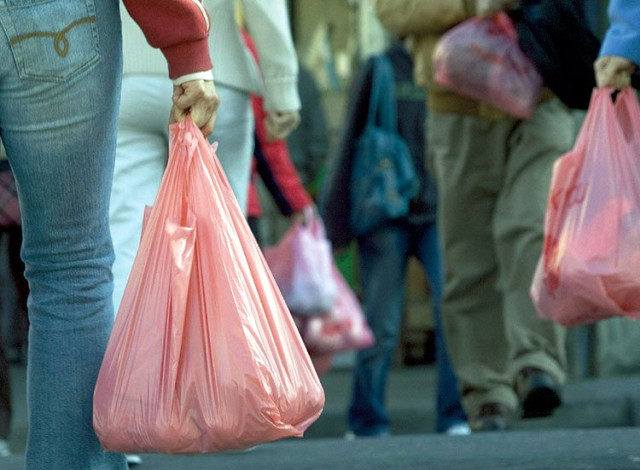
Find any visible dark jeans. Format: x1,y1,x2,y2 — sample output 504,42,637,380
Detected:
348,221,466,435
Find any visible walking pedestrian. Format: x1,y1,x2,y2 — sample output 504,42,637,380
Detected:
321,41,469,437
242,28,314,247
0,1,217,467
375,0,572,431
110,0,301,318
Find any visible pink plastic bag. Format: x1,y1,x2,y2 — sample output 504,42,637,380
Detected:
531,88,640,326
93,117,324,454
433,13,543,118
263,213,337,316
297,264,375,354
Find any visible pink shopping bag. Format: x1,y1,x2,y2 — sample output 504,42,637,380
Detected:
531,88,640,326
93,117,324,454
433,13,543,118
298,263,375,355
263,213,337,316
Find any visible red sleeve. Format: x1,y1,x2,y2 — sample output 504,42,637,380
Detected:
247,161,263,218
242,29,311,216
252,94,312,216
122,0,212,79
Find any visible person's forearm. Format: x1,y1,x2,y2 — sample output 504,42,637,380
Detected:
122,0,212,79
243,0,300,112
252,95,311,215
600,0,640,65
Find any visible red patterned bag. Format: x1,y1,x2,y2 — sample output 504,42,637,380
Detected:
433,13,543,118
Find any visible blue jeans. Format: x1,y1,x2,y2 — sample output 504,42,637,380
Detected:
0,1,126,468
348,222,466,435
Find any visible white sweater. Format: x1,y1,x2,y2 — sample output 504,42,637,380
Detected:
121,0,300,112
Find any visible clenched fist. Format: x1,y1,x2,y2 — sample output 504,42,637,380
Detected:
594,55,636,90
265,111,301,140
170,79,219,137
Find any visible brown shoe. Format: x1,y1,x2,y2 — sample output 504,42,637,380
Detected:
515,367,562,418
469,403,511,432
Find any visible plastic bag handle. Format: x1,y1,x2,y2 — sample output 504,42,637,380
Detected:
494,12,517,42
612,87,640,145
572,88,615,156
365,55,399,132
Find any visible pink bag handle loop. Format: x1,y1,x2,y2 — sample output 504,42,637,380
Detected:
612,87,640,145
493,12,517,42
572,88,615,156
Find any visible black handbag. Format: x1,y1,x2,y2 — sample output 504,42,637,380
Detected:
510,0,601,110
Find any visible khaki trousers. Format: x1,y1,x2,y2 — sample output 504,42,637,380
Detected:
427,98,574,414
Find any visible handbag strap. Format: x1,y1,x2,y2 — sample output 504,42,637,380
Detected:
366,55,398,132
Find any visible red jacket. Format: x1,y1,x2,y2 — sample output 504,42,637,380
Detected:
123,0,212,78
240,29,312,218
248,94,312,218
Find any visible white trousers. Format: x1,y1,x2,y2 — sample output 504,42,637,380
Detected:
109,75,254,313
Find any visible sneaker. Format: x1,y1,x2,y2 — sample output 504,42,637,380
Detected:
444,422,472,436
344,431,356,441
223,445,258,454
0,439,11,457
344,430,390,440
126,454,142,467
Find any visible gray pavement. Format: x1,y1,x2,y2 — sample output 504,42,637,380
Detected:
4,428,640,469
5,363,640,468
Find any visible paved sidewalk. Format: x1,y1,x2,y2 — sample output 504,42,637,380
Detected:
4,428,640,469
307,366,640,438
6,363,640,468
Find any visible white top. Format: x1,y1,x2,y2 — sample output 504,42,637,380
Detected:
121,0,300,112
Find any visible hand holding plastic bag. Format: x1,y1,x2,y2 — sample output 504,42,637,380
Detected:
93,117,324,454
433,13,543,118
531,88,640,326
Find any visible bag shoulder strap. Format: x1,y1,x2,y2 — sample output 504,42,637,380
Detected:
366,54,398,132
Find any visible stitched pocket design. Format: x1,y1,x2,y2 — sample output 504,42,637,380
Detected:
0,0,100,82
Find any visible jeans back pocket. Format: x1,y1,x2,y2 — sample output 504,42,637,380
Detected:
0,0,100,82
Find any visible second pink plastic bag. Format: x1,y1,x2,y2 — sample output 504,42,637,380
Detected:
433,13,543,118
93,118,324,454
531,88,640,326
297,263,375,355
263,214,337,316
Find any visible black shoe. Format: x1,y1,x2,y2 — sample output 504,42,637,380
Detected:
469,403,511,432
515,367,562,418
